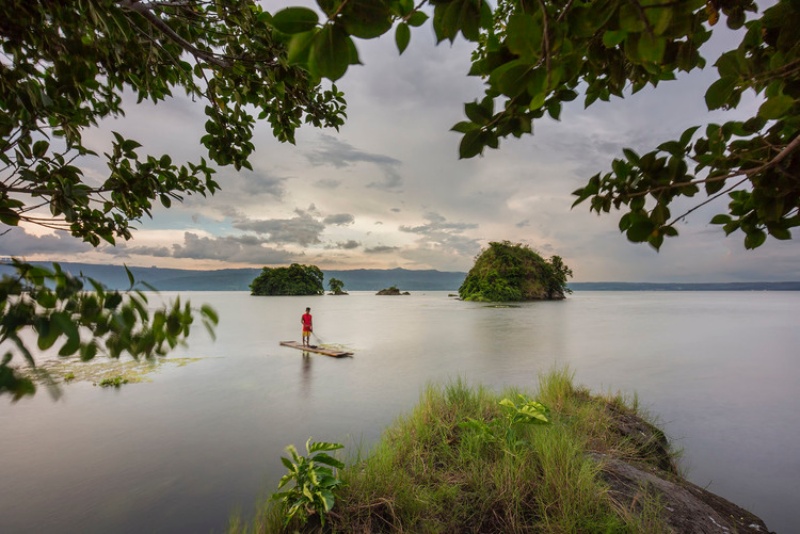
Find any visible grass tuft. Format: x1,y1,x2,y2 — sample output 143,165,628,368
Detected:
234,368,670,533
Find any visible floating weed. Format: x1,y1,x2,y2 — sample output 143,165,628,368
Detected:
18,357,204,388
97,375,128,388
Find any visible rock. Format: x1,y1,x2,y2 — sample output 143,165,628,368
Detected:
376,287,408,295
589,453,773,533
590,400,773,533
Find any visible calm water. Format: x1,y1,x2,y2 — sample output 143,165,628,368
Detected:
1,291,798,533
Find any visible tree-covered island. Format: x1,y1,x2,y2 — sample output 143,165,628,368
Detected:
250,264,324,296
459,242,573,302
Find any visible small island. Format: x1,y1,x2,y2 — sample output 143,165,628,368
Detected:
376,286,410,295
459,241,573,302
328,277,348,295
250,264,324,296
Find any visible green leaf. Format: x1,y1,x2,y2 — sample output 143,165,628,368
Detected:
32,140,50,158
338,0,392,39
286,30,316,65
459,129,485,159
529,92,546,111
271,7,319,34
638,34,666,64
451,121,479,134
710,214,732,225
407,11,429,27
619,4,646,32
744,229,767,249
308,440,345,453
201,304,219,325
280,456,296,472
705,77,737,110
311,453,345,469
37,320,61,351
767,226,791,240
679,126,700,146
506,13,543,61
464,101,491,125
758,95,794,120
626,220,656,242
395,23,411,54
603,30,627,48
490,60,532,98
705,177,727,195
320,489,335,512
646,7,673,35
310,25,352,81
436,0,481,42
657,140,683,155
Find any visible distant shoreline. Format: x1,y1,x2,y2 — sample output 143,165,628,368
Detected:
568,281,800,291
1,261,799,292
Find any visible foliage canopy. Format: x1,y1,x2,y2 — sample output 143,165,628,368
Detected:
458,241,573,301
1,0,345,244
1,0,342,399
268,0,799,250
250,264,325,296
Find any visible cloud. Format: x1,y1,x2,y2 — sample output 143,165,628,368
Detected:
399,212,478,234
365,245,400,254
240,173,287,198
314,178,341,189
323,213,355,226
305,134,404,191
110,245,172,258
327,240,360,250
0,227,94,256
176,233,295,264
233,209,325,246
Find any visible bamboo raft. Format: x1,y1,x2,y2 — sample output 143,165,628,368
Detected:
279,341,353,358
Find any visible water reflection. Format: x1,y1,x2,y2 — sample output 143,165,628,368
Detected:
301,353,313,396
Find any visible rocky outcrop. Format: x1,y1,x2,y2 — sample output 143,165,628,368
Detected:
376,287,409,295
594,402,773,533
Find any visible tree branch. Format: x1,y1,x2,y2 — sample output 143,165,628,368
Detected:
626,134,800,199
116,0,231,68
667,176,749,226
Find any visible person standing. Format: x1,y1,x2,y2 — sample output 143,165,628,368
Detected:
301,307,313,346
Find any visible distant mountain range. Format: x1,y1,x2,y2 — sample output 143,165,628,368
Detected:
2,261,799,291
0,262,466,291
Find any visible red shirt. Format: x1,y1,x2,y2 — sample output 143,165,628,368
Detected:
301,312,313,331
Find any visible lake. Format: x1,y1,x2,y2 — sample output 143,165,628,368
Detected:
1,291,798,533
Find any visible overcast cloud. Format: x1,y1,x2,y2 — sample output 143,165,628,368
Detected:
2,2,797,282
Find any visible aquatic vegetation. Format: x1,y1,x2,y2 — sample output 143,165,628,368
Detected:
98,376,128,388
17,356,203,391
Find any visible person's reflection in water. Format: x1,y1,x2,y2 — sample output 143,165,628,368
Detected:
301,352,313,395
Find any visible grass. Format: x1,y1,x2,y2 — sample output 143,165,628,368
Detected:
230,368,672,533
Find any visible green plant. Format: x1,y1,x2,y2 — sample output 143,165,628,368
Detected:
98,376,128,388
460,393,550,455
63,372,75,382
272,439,345,528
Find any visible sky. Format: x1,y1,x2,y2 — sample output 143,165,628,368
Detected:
4,1,799,282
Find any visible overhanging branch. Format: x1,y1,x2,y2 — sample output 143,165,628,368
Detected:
116,0,231,68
